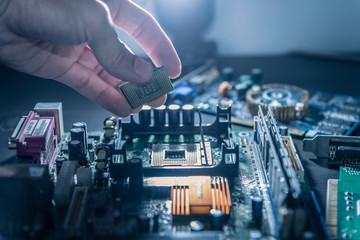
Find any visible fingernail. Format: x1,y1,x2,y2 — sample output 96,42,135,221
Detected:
134,57,153,82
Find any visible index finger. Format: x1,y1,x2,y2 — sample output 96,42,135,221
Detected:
104,0,181,79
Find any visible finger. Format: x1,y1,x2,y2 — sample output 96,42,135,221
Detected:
83,1,154,83
77,47,123,88
76,47,167,109
132,106,143,114
11,0,154,84
55,62,132,117
147,95,167,108
105,0,181,78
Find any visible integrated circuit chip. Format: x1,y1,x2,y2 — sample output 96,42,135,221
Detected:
119,67,174,109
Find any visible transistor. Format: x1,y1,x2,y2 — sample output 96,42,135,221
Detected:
119,67,174,109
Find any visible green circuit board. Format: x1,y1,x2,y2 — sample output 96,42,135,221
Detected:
337,166,360,239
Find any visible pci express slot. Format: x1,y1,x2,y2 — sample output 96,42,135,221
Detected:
303,135,360,166
8,116,27,149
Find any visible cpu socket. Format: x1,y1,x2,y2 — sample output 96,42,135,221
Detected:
151,143,212,166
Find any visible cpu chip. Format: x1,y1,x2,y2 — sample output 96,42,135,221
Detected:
119,67,174,109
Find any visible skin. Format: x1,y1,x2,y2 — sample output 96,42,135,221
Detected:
0,0,181,116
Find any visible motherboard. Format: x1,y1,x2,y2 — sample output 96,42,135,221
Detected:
0,102,330,239
168,61,360,137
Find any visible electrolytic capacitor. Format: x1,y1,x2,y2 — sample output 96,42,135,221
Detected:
138,213,150,232
251,68,262,84
222,67,234,81
235,82,249,98
182,104,195,126
252,196,263,227
154,105,166,126
72,122,88,151
70,127,86,152
139,105,151,125
153,213,159,232
128,158,143,201
55,155,67,174
168,104,180,125
68,140,87,166
210,209,224,230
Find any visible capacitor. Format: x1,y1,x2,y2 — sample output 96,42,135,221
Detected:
72,122,88,151
138,213,150,232
128,158,143,201
168,104,180,125
154,105,166,126
190,220,204,232
222,67,234,81
55,155,67,174
251,68,262,84
139,105,151,125
210,209,224,230
239,74,252,85
111,181,121,199
279,126,289,136
153,213,159,232
182,104,195,126
235,82,249,99
252,196,263,227
68,140,87,166
70,127,86,152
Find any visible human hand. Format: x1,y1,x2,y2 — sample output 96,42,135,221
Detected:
0,0,181,116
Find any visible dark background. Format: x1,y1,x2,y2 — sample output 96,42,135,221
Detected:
0,54,359,212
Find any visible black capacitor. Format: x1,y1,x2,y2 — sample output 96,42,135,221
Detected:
210,209,224,230
72,122,88,151
251,68,262,84
154,105,166,126
182,104,195,126
111,181,121,199
70,127,86,152
128,158,143,201
68,140,87,166
153,213,159,232
252,196,263,227
55,155,67,174
139,105,151,125
222,67,234,81
168,104,180,125
138,213,150,232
